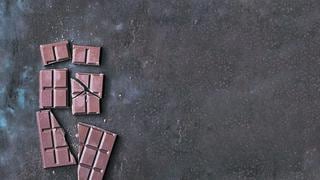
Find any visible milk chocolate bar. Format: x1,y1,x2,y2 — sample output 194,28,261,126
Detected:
77,122,117,180
40,41,70,65
39,68,68,109
71,73,104,115
36,110,76,168
72,45,101,66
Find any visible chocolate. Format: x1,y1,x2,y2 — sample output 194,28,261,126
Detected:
77,122,117,180
40,41,70,65
39,68,68,109
71,73,104,115
36,110,76,168
72,45,101,66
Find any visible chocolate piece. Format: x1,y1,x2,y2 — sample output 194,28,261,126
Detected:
72,45,101,66
71,73,104,115
77,122,117,180
40,41,70,65
39,68,68,109
36,110,76,168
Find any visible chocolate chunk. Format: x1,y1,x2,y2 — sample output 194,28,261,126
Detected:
40,41,70,65
71,73,104,115
77,123,117,180
39,68,68,109
36,110,76,168
72,45,101,66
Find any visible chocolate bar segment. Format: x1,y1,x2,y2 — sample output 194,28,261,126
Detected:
40,41,70,65
71,73,104,115
39,68,68,109
77,123,117,180
36,110,76,168
72,45,101,66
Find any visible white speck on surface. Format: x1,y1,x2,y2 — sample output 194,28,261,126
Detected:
115,23,124,31
110,75,143,105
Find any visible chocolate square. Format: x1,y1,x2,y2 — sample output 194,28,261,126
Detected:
87,95,100,114
53,128,68,147
53,89,67,107
43,150,55,167
40,89,53,107
76,73,90,87
80,146,96,166
54,44,69,60
93,151,110,170
72,94,86,114
89,74,104,97
55,147,71,164
90,171,104,180
40,70,52,87
78,166,91,180
100,133,116,151
41,130,53,149
54,69,67,87
40,41,70,65
39,68,68,109
72,45,101,66
37,111,51,129
87,128,103,147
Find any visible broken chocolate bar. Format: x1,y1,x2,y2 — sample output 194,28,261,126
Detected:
71,73,104,115
77,122,117,180
39,68,68,109
72,45,101,66
36,110,76,168
40,41,70,65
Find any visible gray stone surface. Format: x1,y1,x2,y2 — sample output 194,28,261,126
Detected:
1,0,320,179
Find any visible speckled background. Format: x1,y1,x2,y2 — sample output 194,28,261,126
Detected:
1,0,320,180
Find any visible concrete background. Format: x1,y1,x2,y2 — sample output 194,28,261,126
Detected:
1,0,320,179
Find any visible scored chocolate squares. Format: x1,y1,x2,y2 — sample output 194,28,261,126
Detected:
39,68,68,109
72,45,101,66
40,41,70,65
77,123,117,180
36,110,76,168
71,73,104,115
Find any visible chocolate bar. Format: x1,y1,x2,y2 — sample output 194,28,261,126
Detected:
36,110,76,168
72,45,101,66
71,73,104,115
40,41,70,65
77,122,117,180
39,68,68,109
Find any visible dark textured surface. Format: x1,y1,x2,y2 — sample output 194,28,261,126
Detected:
1,0,320,179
